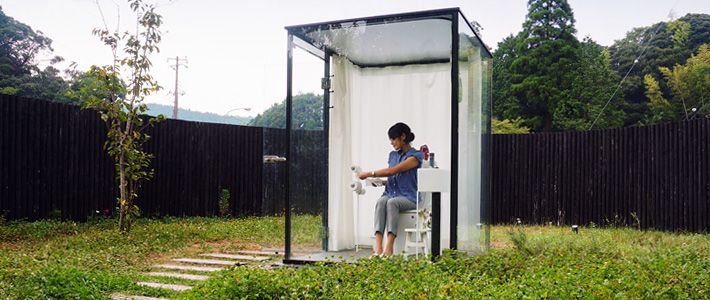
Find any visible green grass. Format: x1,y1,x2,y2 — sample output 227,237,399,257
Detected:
183,225,709,299
0,215,317,299
1,216,708,299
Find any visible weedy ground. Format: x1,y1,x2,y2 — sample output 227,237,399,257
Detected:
1,216,707,299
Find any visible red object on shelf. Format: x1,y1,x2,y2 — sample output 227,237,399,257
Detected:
420,144,429,160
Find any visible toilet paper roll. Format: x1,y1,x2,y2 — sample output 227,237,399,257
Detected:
350,181,365,195
350,181,361,190
350,166,362,173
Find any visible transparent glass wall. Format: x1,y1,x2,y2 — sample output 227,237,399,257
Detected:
456,14,491,254
480,39,492,252
288,44,327,257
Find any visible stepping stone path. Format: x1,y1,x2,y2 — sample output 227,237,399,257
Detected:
154,264,224,272
136,282,192,292
172,258,242,266
201,253,270,261
145,272,209,281
113,250,272,299
111,294,168,300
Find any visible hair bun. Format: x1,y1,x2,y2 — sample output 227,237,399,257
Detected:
388,122,415,143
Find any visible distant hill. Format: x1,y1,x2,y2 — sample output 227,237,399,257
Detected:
145,103,252,125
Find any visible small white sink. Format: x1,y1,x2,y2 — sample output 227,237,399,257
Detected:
417,168,449,192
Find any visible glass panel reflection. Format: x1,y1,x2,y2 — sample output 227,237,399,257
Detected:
289,46,327,258
457,14,491,254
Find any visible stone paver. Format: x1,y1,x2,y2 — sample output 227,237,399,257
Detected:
200,253,270,261
145,272,209,281
136,281,192,292
111,294,168,300
173,258,241,266
154,264,224,272
115,251,287,298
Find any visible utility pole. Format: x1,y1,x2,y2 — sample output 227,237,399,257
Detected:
168,56,188,119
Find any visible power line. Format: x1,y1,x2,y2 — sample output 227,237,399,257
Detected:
588,0,682,130
168,56,188,119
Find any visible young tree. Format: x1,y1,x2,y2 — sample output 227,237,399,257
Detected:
642,44,710,123
659,43,710,119
83,0,163,232
510,0,579,131
643,74,676,123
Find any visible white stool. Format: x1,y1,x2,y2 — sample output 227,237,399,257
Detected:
404,227,430,256
393,210,417,254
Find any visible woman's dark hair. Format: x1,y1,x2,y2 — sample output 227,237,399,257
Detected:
388,122,415,143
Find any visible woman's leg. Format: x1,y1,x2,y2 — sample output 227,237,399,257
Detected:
383,197,417,255
373,196,389,254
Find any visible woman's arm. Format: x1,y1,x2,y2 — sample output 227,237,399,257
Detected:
358,156,419,180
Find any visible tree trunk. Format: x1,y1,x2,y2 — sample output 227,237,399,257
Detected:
118,151,128,232
543,112,553,132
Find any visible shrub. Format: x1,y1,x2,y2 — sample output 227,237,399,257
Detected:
218,188,231,217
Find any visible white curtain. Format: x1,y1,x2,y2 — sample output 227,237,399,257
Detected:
329,55,452,251
327,56,356,251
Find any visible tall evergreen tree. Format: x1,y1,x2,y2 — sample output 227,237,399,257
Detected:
510,0,579,131
492,34,521,120
556,38,625,130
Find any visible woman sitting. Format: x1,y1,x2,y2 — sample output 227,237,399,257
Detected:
358,122,423,256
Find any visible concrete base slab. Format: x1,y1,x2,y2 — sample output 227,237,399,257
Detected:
237,250,282,257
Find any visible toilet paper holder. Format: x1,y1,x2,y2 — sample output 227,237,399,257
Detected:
263,155,287,164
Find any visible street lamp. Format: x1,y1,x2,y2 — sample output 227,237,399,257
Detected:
225,107,251,115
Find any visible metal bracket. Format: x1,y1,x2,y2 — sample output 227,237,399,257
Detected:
321,77,331,91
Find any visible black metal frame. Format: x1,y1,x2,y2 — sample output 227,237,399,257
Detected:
449,11,459,252
322,49,331,252
283,7,492,264
284,34,293,262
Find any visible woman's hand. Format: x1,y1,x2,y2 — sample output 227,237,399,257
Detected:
357,171,370,180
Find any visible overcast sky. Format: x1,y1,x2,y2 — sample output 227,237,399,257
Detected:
2,0,709,117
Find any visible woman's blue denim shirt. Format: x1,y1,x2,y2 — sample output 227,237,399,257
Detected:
383,148,423,203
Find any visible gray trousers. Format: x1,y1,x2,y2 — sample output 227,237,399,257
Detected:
374,196,417,236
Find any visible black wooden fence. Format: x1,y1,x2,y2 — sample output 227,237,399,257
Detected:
0,95,327,221
0,96,115,221
1,95,708,231
262,128,327,215
492,120,710,232
0,95,268,220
